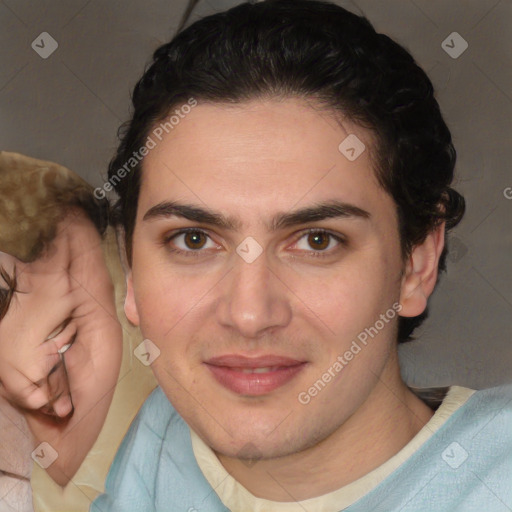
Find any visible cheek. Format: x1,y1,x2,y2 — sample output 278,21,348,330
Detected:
290,254,399,335
132,264,211,350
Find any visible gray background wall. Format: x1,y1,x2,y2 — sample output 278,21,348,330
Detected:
1,0,511,389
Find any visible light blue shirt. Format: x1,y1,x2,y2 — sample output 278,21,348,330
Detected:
91,383,512,512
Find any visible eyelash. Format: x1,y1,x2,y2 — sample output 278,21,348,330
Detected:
293,229,346,258
162,228,217,258
162,228,346,259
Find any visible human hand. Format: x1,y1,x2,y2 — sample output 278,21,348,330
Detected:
17,211,123,484
0,240,77,418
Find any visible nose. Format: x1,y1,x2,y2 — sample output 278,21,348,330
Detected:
215,253,292,339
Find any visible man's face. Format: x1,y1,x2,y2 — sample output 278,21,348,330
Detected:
127,98,409,459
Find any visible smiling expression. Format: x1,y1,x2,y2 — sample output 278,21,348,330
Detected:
125,98,417,459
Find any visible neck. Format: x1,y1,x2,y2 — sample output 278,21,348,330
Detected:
217,352,434,502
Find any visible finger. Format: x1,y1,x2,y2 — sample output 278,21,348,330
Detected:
5,297,75,349
52,394,73,418
0,345,61,409
0,376,50,410
46,354,73,418
5,291,77,356
44,320,77,353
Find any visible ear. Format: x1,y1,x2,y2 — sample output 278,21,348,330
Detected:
399,223,445,318
116,226,140,326
124,270,140,326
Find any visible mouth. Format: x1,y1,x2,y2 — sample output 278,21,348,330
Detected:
204,355,307,396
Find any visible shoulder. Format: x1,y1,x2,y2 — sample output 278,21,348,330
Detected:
469,381,512,405
455,382,512,463
137,385,176,429
113,386,177,457
351,384,512,511
113,386,183,468
427,383,512,464
419,383,512,507
455,382,512,429
92,386,229,512
91,387,184,511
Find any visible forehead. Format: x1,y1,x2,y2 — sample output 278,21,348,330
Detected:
138,98,393,224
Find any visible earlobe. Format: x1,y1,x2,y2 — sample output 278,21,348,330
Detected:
399,223,445,318
124,271,140,326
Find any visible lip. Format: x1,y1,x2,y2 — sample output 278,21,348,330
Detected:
205,354,307,396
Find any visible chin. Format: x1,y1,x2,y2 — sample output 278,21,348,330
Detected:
195,407,322,461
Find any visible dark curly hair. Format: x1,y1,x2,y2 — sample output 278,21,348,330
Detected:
107,0,465,343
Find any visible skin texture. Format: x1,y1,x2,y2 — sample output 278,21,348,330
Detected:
125,98,444,501
0,210,122,485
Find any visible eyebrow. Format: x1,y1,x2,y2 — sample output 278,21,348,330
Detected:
142,200,371,231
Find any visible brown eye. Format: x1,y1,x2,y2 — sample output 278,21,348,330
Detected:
164,229,218,257
307,232,330,250
292,230,345,256
184,231,208,249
